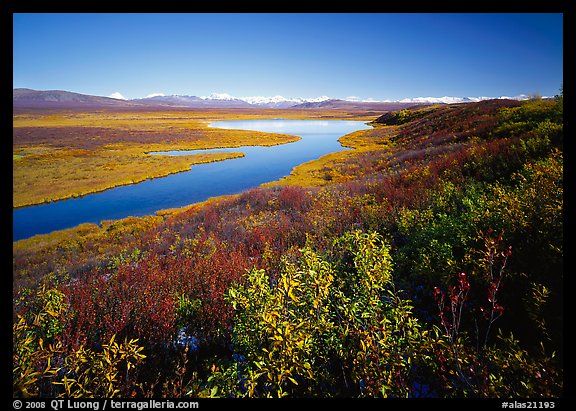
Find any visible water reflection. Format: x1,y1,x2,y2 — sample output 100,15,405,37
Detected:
13,120,370,241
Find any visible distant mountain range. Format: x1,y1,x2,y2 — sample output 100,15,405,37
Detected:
12,88,431,110
13,88,535,110
13,88,135,108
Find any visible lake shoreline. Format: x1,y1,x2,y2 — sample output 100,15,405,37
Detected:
13,151,248,210
14,119,370,242
13,133,303,209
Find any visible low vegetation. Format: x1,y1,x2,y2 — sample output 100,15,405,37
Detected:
13,146,246,208
13,95,563,398
14,108,372,208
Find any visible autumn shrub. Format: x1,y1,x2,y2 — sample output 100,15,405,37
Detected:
276,185,311,213
13,285,146,397
472,150,563,357
494,98,562,137
430,230,562,397
208,230,431,397
64,257,177,347
374,108,429,126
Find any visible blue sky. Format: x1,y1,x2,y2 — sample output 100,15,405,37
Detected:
13,13,563,100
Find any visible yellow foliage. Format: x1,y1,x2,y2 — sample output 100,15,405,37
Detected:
13,108,378,208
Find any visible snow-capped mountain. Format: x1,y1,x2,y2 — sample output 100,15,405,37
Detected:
201,92,238,101
240,95,331,108
191,93,533,108
15,88,541,110
199,93,331,108
131,94,247,108
131,93,332,108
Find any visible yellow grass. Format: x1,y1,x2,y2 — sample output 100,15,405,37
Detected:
12,108,375,128
13,108,390,256
14,109,377,208
13,146,246,208
13,111,291,208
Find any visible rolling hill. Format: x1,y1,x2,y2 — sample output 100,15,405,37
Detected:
13,88,141,108
13,88,431,110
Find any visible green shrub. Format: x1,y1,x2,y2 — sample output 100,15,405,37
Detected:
211,231,430,397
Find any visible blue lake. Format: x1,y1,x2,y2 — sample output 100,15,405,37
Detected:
13,119,371,241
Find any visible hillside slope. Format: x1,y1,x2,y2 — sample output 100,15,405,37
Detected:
13,97,563,398
13,88,140,108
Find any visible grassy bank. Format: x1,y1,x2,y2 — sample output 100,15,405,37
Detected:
13,108,376,208
13,147,247,208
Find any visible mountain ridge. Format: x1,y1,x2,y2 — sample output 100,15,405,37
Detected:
13,88,143,108
13,88,535,110
12,88,433,110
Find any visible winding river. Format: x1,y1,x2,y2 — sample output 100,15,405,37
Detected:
13,119,371,241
